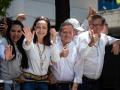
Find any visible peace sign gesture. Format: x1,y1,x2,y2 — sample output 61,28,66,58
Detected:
22,27,35,44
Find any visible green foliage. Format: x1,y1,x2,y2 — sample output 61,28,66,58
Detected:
0,0,13,16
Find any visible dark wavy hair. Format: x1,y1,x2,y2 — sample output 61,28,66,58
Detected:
31,16,51,46
6,20,29,69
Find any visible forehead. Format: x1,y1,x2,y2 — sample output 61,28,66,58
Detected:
61,25,74,31
92,18,102,24
36,20,47,25
11,24,22,30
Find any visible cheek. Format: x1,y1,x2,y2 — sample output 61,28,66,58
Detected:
44,29,48,35
18,33,22,38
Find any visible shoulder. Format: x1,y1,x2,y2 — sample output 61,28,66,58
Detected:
0,37,8,45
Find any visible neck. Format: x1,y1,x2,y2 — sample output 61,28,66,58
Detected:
62,41,69,47
37,37,43,44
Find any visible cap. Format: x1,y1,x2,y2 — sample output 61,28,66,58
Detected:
64,18,84,31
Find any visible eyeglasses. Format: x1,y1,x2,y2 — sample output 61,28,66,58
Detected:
91,24,103,27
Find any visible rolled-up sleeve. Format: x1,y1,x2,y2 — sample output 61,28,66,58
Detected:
107,35,119,45
22,39,34,51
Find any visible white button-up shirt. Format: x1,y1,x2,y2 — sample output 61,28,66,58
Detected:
23,40,58,76
76,31,118,79
50,39,84,83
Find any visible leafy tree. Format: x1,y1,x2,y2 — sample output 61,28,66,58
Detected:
0,0,13,16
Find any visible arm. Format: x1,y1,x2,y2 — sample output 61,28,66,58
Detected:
111,40,120,55
50,44,61,63
106,35,120,55
72,54,84,90
22,27,35,50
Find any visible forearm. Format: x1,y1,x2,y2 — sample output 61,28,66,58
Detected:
72,83,79,90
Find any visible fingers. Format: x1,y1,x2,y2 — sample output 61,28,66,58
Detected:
22,27,34,43
89,6,96,15
5,45,14,61
60,47,69,58
22,27,32,35
111,44,120,55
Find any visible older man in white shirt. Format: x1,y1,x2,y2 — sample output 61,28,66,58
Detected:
75,15,120,90
49,22,84,90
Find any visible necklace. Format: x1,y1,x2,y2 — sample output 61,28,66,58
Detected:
37,43,46,67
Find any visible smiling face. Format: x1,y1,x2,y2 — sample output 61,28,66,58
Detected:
10,24,22,43
92,18,103,34
60,24,74,46
89,15,104,36
34,20,48,40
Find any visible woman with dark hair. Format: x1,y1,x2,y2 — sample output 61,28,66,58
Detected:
0,20,28,90
22,16,58,90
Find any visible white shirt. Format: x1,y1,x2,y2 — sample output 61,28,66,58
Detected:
0,36,8,60
76,31,118,79
23,40,58,76
50,40,84,83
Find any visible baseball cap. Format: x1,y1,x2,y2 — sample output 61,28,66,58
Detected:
64,18,84,31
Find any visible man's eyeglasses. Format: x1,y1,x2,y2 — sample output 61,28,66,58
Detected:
91,24,103,27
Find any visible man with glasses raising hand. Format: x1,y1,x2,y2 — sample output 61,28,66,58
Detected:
73,15,120,90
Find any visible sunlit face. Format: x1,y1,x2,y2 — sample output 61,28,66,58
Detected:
34,20,48,39
10,25,22,43
60,25,74,45
101,24,108,34
90,18,103,34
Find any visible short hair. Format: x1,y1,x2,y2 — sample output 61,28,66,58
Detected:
89,15,105,25
59,22,74,33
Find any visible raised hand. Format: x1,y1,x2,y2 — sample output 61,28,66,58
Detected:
4,45,14,61
87,6,97,19
22,27,35,44
89,6,96,16
88,30,99,46
60,45,69,58
50,28,57,44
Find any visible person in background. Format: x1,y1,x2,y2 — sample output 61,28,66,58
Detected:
64,18,85,35
0,20,28,90
22,16,58,90
50,26,58,44
16,13,26,22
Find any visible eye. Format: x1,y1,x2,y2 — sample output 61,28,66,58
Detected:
11,29,16,32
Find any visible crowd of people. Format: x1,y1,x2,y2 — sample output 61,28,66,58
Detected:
0,7,120,90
